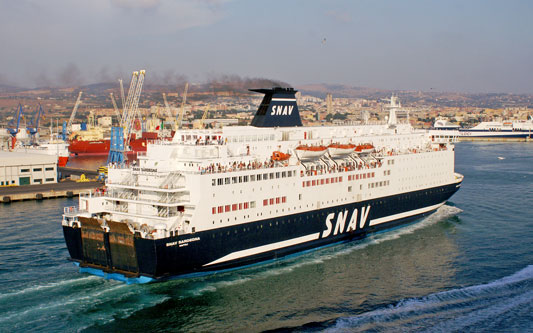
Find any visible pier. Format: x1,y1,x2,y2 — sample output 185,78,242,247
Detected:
1,180,102,203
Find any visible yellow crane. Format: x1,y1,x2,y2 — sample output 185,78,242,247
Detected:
176,83,189,129
194,103,210,129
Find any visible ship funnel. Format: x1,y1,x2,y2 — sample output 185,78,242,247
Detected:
249,87,302,127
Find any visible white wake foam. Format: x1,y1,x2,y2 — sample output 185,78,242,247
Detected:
329,265,533,332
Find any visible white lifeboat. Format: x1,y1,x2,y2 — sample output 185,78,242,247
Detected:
328,143,355,156
354,144,375,154
295,145,327,160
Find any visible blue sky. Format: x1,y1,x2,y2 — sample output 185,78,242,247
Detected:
1,0,532,93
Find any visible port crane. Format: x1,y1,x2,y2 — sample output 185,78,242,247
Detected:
62,91,83,140
109,92,122,125
195,103,210,129
26,104,45,144
7,104,24,149
162,93,173,118
176,83,188,129
119,78,126,116
108,70,145,164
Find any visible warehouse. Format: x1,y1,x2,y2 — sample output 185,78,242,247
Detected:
0,151,57,186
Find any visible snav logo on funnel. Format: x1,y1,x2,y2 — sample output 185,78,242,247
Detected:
270,104,294,116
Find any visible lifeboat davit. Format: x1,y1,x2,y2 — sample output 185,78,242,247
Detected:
328,143,356,156
355,144,375,154
295,145,327,160
272,151,291,161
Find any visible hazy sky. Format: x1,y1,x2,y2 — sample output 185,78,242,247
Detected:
1,0,532,93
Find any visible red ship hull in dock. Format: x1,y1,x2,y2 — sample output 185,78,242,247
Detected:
69,132,171,156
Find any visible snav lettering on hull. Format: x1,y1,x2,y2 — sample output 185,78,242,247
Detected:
321,206,371,238
270,105,294,116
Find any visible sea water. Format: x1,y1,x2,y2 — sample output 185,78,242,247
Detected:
0,142,532,332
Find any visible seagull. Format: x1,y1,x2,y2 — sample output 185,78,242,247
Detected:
497,156,505,160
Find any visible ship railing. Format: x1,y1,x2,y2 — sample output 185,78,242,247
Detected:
199,159,283,175
79,190,106,198
62,206,81,227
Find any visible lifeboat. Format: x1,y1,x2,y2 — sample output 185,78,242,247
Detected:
355,144,375,154
272,151,291,161
295,145,327,160
328,143,355,156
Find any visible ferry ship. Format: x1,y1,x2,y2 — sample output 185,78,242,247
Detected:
459,119,533,141
61,87,463,283
433,118,533,141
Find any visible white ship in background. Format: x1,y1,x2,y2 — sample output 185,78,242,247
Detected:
433,117,533,141
62,87,463,283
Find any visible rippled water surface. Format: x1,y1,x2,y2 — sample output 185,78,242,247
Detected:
1,142,532,332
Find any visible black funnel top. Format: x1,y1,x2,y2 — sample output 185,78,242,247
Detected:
250,87,302,127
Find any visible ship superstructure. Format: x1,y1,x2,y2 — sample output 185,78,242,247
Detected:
62,87,463,283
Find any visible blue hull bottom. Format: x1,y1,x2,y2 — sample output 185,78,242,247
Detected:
63,182,461,283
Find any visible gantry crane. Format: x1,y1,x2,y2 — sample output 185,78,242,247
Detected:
27,104,45,144
7,104,24,149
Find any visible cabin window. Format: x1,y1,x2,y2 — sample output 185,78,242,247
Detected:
282,172,286,178
225,205,230,212
46,178,54,182
244,202,249,209
232,204,238,211
225,177,230,184
232,177,237,184
21,169,29,173
212,179,216,186
348,186,352,192
45,167,54,171
239,176,242,183
250,201,255,208
263,199,268,206
276,172,280,179
257,174,262,181
243,176,249,182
